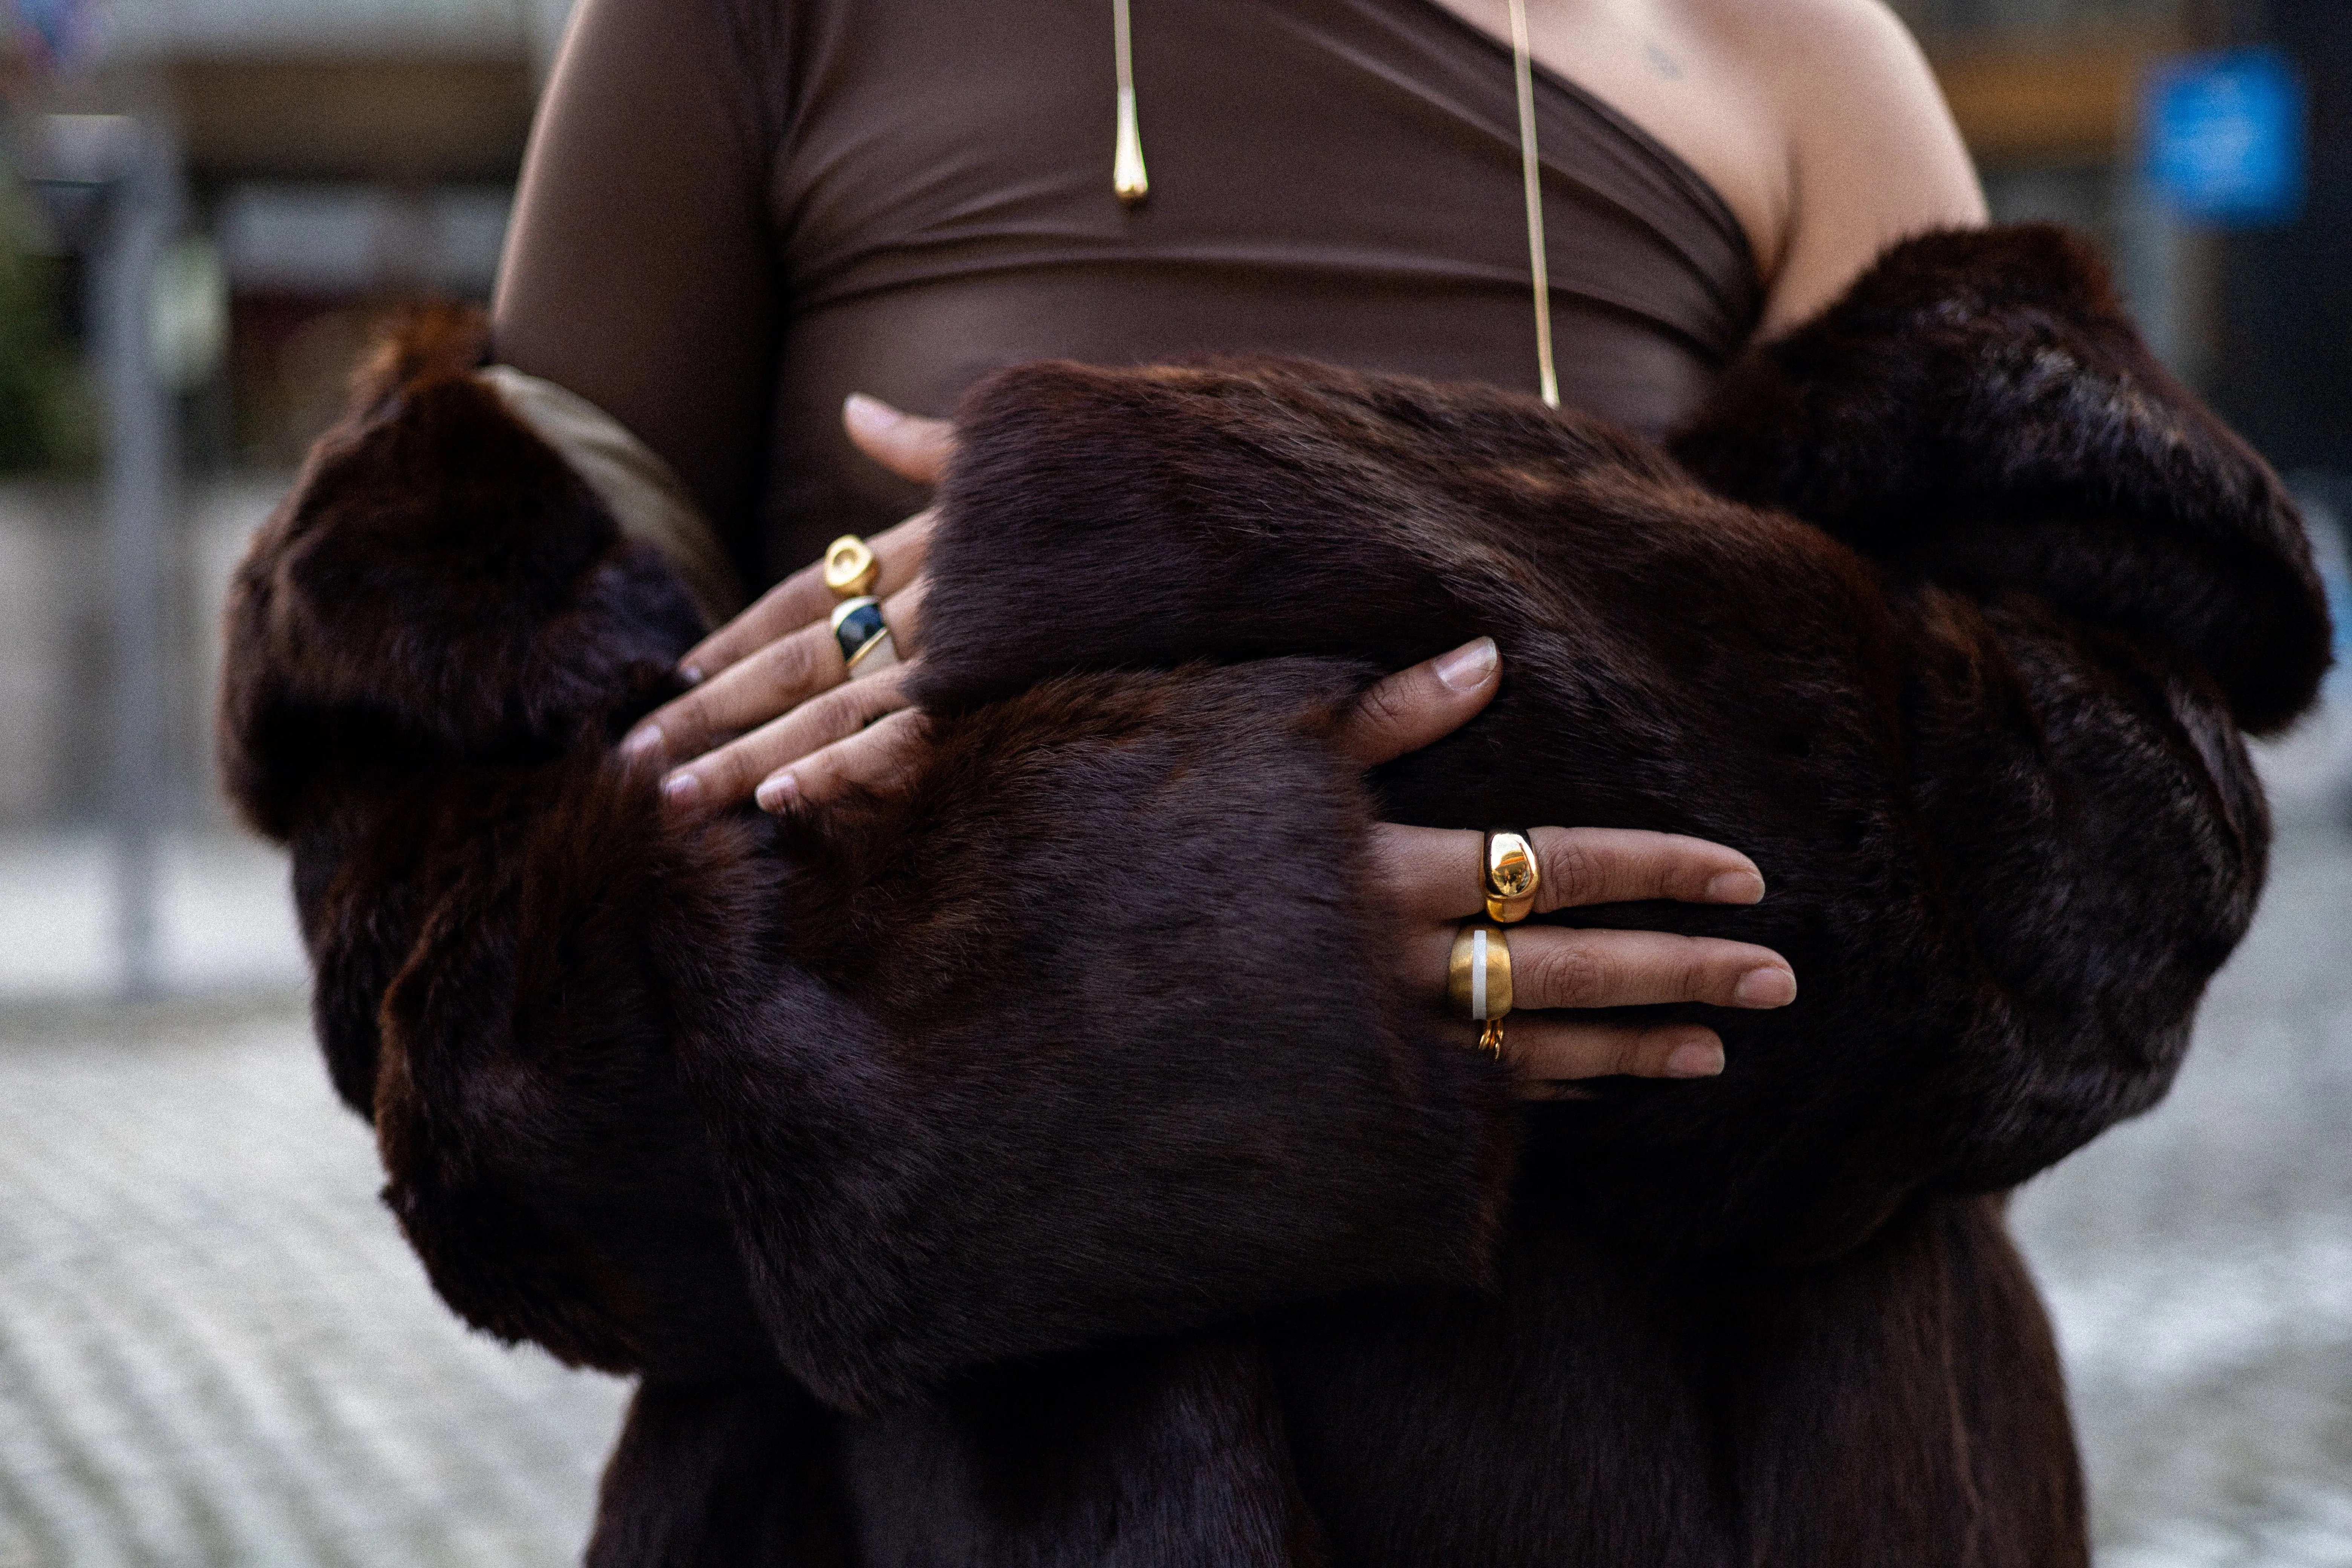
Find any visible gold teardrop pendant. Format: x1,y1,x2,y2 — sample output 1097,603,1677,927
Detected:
1113,0,1150,204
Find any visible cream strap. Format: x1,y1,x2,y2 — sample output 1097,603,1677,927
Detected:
1106,1,1557,407
477,366,746,631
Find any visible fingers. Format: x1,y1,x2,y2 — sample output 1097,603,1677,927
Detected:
1415,920,1793,1014
1504,926,1795,1012
1528,827,1765,912
759,707,931,811
1496,1018,1726,1088
675,507,936,684
1335,637,1500,769
1366,822,1768,924
845,394,957,485
1413,913,1794,1091
630,580,927,766
657,664,913,816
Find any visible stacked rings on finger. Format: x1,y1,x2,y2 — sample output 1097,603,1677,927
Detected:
823,534,880,599
823,534,899,678
1483,830,1540,923
830,596,899,678
1447,920,1512,1060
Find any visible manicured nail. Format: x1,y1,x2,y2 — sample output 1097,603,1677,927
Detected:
679,663,704,686
622,724,662,758
1735,967,1796,1008
844,392,900,433
660,771,701,812
1433,636,1499,691
1666,1037,1725,1078
755,772,799,813
1706,870,1765,904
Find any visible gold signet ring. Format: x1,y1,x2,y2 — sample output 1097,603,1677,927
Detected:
1483,831,1540,923
1446,920,1514,1023
824,534,879,599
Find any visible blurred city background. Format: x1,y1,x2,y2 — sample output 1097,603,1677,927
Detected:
0,0,2346,1563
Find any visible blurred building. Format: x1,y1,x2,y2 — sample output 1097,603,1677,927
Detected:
35,0,560,467
0,0,566,835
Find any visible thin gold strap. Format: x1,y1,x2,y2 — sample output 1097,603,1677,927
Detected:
1112,0,1149,204
1506,0,1559,408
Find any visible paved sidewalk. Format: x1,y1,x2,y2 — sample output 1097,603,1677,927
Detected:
0,832,306,1002
0,1001,628,1568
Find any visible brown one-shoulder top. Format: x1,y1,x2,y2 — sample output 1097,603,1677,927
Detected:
496,0,1765,590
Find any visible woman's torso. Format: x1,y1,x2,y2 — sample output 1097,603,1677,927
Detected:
719,0,1762,582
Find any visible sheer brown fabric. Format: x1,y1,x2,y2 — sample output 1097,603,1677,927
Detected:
493,0,1763,591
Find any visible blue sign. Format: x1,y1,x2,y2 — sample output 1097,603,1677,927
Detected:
2142,48,2306,227
3,0,99,70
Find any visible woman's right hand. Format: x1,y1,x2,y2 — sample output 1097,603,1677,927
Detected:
1338,638,1797,1098
623,395,951,813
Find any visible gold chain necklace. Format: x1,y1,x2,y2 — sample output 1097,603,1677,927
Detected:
1107,0,1560,409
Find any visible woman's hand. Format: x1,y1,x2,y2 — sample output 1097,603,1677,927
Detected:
1339,637,1796,1098
622,394,952,813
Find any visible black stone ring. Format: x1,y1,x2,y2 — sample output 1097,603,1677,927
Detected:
828,596,898,677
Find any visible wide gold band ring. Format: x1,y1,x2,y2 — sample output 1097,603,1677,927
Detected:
1446,919,1514,1023
829,595,899,678
1483,830,1540,923
823,534,880,599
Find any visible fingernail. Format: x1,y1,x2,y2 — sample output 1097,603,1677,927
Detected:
755,772,798,814
1706,870,1765,904
1666,1037,1725,1078
661,771,701,812
679,663,704,686
622,724,662,759
1735,967,1796,1008
1433,636,1499,691
844,392,900,432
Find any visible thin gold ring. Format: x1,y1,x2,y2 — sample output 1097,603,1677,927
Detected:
1478,1017,1506,1060
823,534,880,599
1483,830,1540,923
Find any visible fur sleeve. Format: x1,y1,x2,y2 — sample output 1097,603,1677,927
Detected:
218,317,1516,1410
913,247,2328,1256
1669,224,2329,735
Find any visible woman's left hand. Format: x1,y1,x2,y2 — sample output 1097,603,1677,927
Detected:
1332,639,1793,1095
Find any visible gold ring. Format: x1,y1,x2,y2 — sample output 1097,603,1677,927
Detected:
829,595,899,678
823,534,880,599
1477,1017,1506,1060
1483,830,1539,923
1446,919,1513,1023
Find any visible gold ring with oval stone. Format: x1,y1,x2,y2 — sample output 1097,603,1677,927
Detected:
1483,830,1540,923
823,534,880,599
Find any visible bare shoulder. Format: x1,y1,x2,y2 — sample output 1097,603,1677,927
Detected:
1683,0,1946,128
1674,0,1987,332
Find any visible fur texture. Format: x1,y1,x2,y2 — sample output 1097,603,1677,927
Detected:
219,228,2330,1565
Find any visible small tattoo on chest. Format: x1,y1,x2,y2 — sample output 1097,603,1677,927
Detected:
1645,39,1684,80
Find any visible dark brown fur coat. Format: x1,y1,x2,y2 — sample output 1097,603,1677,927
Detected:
219,227,2331,1566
